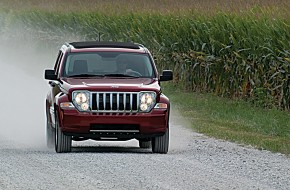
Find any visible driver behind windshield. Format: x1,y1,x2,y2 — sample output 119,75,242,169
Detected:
116,55,135,75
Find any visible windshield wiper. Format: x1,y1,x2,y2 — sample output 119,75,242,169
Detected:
104,74,139,78
68,74,105,78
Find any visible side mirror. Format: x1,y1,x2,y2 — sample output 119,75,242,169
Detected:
160,70,173,82
44,69,57,80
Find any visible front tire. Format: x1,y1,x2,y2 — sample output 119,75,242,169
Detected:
152,128,169,154
55,112,72,153
139,140,151,149
46,120,55,149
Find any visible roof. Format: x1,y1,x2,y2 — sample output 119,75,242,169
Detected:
69,41,141,49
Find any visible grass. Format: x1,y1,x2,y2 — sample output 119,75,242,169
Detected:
0,0,288,16
163,83,290,155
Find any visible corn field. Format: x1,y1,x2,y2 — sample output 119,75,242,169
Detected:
0,2,289,109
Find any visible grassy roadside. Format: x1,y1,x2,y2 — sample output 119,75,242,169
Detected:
162,83,290,155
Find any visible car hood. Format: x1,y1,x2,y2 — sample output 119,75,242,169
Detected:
60,77,161,94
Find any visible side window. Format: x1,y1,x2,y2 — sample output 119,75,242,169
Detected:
54,51,64,75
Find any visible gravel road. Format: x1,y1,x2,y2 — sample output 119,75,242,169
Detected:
0,44,290,190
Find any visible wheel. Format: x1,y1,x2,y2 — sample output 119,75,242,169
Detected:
46,120,55,149
139,140,151,148
152,128,169,154
55,112,72,153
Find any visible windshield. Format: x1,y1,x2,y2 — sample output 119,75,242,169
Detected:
62,52,156,78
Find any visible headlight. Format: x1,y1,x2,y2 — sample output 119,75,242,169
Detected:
139,92,156,112
75,93,88,105
72,91,90,111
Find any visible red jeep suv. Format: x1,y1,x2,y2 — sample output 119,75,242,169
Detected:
44,41,173,153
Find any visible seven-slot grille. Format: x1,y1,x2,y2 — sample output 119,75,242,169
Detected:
91,92,139,112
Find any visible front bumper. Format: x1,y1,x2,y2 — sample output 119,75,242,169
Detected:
58,108,169,138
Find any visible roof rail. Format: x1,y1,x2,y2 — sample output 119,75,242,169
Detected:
69,41,141,49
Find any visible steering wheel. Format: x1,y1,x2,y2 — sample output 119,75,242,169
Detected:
127,70,142,77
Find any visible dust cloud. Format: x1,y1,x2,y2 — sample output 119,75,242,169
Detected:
0,40,56,148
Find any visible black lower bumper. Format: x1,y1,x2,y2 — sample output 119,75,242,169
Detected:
64,131,164,141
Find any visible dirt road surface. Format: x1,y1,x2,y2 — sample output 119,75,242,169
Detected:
0,44,290,190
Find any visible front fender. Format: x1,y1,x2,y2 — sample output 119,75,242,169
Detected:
159,93,170,109
55,92,69,107
55,92,70,129
158,93,170,128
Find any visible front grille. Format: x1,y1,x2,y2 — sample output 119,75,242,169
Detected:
91,92,139,112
